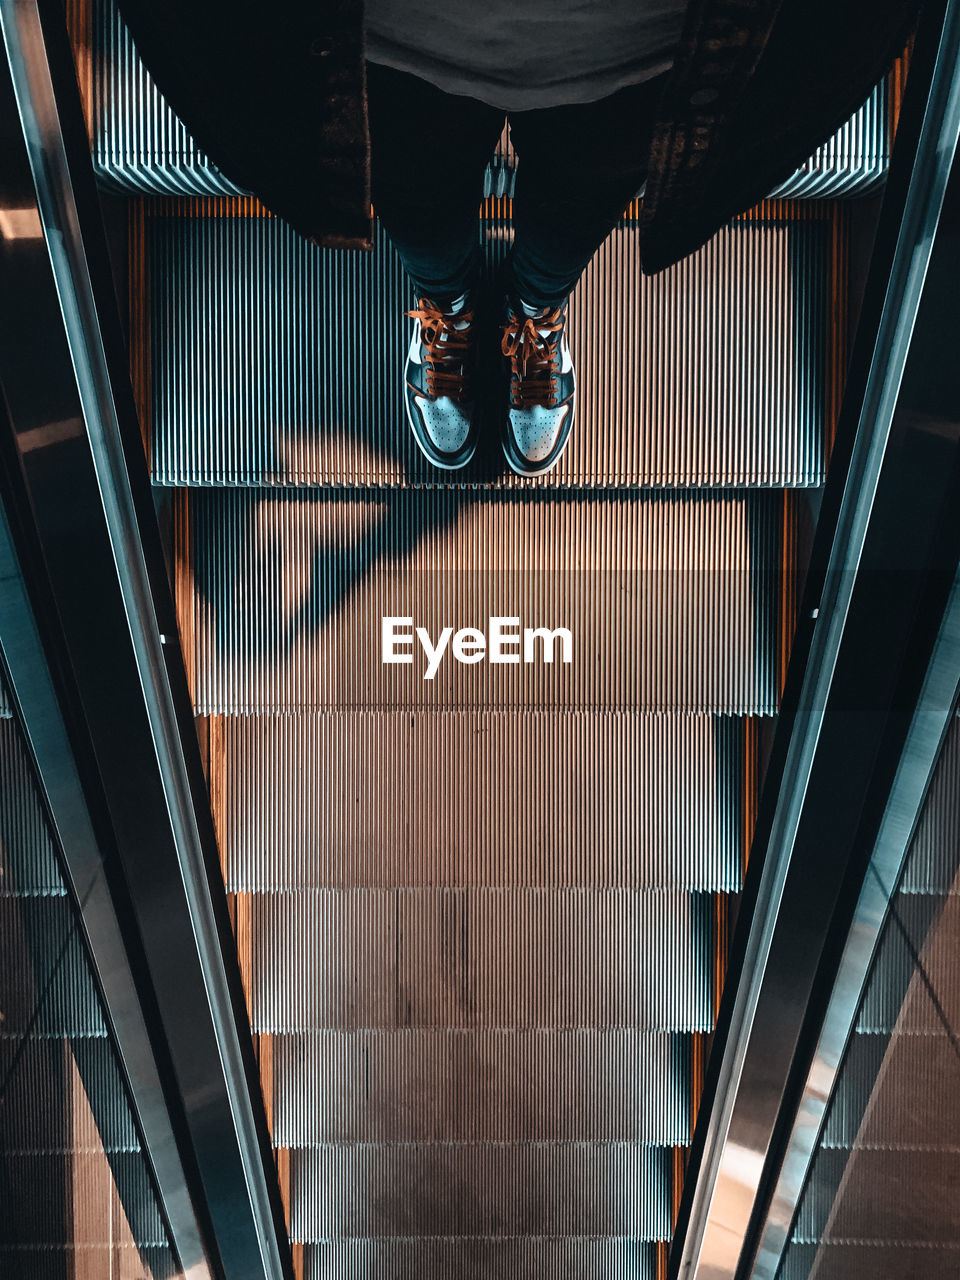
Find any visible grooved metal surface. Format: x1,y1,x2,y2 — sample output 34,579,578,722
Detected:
89,0,244,196
218,712,750,893
767,81,890,198
3,1151,169,1245
297,1238,666,1280
269,1029,690,1146
790,1148,848,1244
244,888,718,1033
183,489,784,714
898,717,960,894
781,1243,960,1280
71,1036,144,1153
0,680,176,1275
0,716,62,897
837,1031,960,1153
0,1248,179,1280
854,895,941,1033
289,1142,672,1240
146,210,832,489
816,1032,886,1150
779,718,960,1279
87,0,889,201
0,1035,141,1154
0,894,106,1039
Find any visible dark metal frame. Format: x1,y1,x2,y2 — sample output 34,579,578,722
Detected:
0,0,292,1276
669,1,960,1277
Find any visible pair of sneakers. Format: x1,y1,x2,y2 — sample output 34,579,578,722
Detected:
403,281,575,476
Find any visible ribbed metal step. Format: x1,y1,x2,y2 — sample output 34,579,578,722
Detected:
214,700,737,1259
288,1142,672,1239
0,717,62,895
0,1245,177,1280
779,1241,960,1280
295,1236,667,1280
786,1018,960,1279
267,1029,691,1146
0,1035,138,1153
778,716,960,1280
793,1029,957,1249
0,895,106,1039
896,717,960,890
794,1030,960,1241
83,0,891,201
793,1147,960,1243
815,1031,888,1151
0,1151,168,1244
214,712,752,894
855,893,943,1033
240,888,721,1033
142,204,842,489
0,699,179,1278
178,488,791,714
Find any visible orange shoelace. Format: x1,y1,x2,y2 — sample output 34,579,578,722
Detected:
500,308,564,408
406,300,476,401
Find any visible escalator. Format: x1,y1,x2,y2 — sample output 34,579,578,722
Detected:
1,2,960,1279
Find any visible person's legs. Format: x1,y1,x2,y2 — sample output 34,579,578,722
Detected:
495,75,664,476
506,74,665,307
366,61,505,303
367,63,505,469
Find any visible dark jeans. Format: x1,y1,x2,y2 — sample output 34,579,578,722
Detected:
366,61,664,309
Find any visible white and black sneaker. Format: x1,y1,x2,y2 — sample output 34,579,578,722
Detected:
499,294,575,478
404,289,480,471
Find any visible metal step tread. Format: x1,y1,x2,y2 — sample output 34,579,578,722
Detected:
142,207,842,489
262,1027,693,1147
211,710,753,894
178,486,794,715
240,886,726,1034
292,1238,669,1280
287,1141,674,1240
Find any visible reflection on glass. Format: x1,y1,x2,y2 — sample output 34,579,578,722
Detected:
0,672,178,1280
779,716,960,1280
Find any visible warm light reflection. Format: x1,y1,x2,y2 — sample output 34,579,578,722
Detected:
0,206,43,240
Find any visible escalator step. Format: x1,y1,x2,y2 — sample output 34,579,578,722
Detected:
268,1028,690,1146
243,887,720,1033
288,1142,672,1240
0,896,106,1040
856,894,947,1034
180,488,789,715
0,717,65,897
0,1151,167,1249
143,209,841,489
779,1243,960,1280
296,1238,665,1280
897,715,960,893
0,1036,140,1155
215,711,751,894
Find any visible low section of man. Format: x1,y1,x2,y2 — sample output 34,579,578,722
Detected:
364,3,685,474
